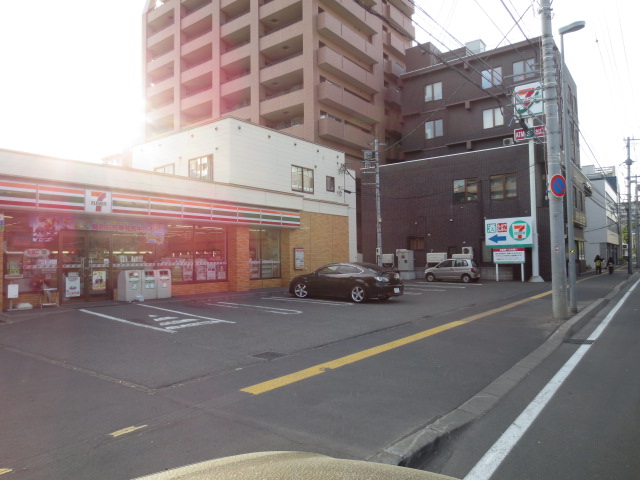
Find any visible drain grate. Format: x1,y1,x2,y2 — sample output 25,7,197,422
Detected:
565,338,595,345
252,351,286,360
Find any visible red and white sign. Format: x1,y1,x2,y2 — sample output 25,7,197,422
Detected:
85,190,112,213
514,125,546,142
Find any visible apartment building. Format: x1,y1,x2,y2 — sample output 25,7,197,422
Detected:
142,0,413,167
360,38,588,281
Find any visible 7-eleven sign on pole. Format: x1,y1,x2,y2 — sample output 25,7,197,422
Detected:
514,82,543,118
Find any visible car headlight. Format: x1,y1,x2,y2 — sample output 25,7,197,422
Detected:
375,276,389,282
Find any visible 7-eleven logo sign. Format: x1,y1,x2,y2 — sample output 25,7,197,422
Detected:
509,220,531,241
514,82,543,117
85,190,112,213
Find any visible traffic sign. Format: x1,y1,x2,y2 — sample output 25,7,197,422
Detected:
550,174,566,197
485,217,533,248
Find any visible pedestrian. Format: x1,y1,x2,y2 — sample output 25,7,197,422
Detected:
594,255,602,275
607,256,614,274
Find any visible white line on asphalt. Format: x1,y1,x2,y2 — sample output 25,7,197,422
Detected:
165,321,220,330
412,284,468,289
153,316,179,322
159,318,203,326
264,297,353,306
464,277,640,480
211,302,302,314
402,292,425,295
136,304,235,323
79,309,175,334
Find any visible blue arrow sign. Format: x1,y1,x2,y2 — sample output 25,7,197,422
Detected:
489,234,507,243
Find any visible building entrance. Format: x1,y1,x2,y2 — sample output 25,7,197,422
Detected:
60,232,112,303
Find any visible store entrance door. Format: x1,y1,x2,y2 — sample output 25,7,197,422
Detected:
60,232,112,303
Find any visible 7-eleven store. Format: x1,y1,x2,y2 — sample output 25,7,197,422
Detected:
0,148,355,311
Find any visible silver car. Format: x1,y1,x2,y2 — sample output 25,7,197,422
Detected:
425,258,480,283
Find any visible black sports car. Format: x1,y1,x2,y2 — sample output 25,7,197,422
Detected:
289,262,404,303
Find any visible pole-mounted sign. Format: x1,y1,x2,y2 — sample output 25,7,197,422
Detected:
549,174,566,198
485,217,534,248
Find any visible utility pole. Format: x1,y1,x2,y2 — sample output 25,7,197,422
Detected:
624,138,638,274
541,0,568,319
362,139,385,266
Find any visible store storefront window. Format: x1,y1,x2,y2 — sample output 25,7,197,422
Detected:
249,228,281,279
194,226,227,281
155,225,194,283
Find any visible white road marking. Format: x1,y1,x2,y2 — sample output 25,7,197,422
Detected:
136,304,235,323
265,297,353,306
153,316,179,322
79,309,175,334
210,302,301,314
165,321,219,330
159,318,202,326
465,277,640,480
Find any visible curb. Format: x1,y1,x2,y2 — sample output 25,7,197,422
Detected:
370,274,637,468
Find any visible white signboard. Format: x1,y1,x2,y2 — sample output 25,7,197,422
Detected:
427,252,447,264
66,275,81,297
514,82,543,117
7,284,19,299
493,248,526,264
485,217,533,248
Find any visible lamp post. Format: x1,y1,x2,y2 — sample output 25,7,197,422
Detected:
559,20,585,314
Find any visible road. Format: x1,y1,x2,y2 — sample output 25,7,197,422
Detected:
420,274,640,480
0,271,636,479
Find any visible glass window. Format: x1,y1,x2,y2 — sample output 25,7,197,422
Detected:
483,107,504,129
291,165,314,193
425,119,443,139
154,164,175,174
481,67,502,89
194,226,227,281
513,58,536,82
188,155,212,180
490,174,517,200
318,264,339,275
249,228,281,279
326,176,335,192
424,82,442,102
453,178,478,204
155,225,194,283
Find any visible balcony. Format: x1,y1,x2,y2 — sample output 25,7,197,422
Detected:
221,71,252,97
384,86,401,106
181,86,213,111
181,12,212,41
221,25,250,49
147,6,174,35
260,88,304,119
388,0,415,18
317,46,377,94
181,59,213,83
221,42,250,67
318,117,374,150
319,0,377,36
146,75,174,98
181,30,214,57
181,0,212,17
259,54,303,86
221,0,251,17
383,31,406,58
318,82,377,124
383,58,405,78
147,100,174,120
317,11,376,65
147,31,174,59
221,9,250,37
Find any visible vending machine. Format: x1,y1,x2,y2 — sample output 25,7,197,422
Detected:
156,269,172,298
117,270,142,301
142,270,157,300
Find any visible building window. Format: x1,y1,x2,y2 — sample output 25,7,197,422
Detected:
408,236,425,250
292,165,314,193
481,67,502,89
453,178,478,203
513,58,536,82
249,228,281,279
425,119,443,139
424,82,442,102
188,155,212,180
490,174,517,200
326,176,335,192
154,164,175,174
483,107,504,129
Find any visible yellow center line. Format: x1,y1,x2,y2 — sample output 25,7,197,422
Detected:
241,288,555,395
109,425,148,438
0,469,13,475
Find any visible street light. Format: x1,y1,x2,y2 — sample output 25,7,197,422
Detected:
559,20,585,314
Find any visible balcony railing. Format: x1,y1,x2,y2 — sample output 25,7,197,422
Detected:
259,18,302,38
221,9,250,25
260,52,303,69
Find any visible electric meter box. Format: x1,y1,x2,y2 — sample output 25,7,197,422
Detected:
395,249,414,272
155,269,172,299
142,270,157,300
117,270,142,301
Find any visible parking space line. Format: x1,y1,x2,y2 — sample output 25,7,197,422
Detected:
265,297,354,306
165,321,220,330
109,425,147,438
210,302,301,315
80,309,175,334
136,304,235,324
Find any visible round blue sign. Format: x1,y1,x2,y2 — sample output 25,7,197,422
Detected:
550,174,566,197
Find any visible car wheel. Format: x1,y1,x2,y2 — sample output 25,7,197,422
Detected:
426,273,436,282
350,284,367,303
293,282,309,298
461,274,471,283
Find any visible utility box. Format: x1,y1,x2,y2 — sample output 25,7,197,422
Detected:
381,253,395,268
142,269,157,300
396,249,414,272
156,269,172,299
117,270,142,301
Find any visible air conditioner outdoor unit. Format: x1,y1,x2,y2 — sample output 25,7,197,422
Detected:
462,246,474,257
503,138,515,146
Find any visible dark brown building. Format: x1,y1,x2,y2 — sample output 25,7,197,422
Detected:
361,37,587,281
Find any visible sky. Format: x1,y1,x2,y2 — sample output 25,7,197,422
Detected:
1,0,638,184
